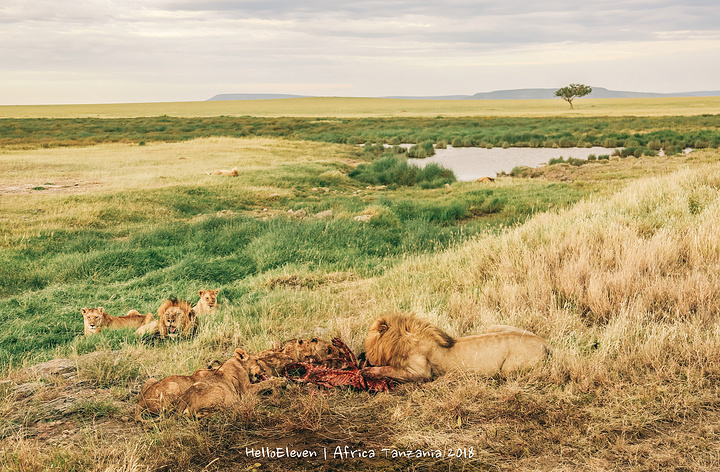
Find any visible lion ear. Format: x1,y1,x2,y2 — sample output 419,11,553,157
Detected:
311,337,318,343
98,307,105,314
234,348,249,361
377,321,388,334
81,308,88,315
213,289,219,295
198,290,203,296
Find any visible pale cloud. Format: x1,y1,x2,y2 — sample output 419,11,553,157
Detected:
0,0,718,104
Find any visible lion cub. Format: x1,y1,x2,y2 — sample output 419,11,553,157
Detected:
253,337,342,377
194,289,219,316
176,348,287,418
135,361,221,422
81,307,154,336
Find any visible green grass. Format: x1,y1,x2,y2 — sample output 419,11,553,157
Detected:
0,177,590,367
1,114,719,151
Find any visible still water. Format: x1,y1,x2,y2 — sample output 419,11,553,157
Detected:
407,146,618,181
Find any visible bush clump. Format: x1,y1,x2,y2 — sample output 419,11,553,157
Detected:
406,140,436,158
349,155,455,189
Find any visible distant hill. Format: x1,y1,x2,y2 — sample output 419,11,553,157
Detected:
208,88,720,101
390,87,720,100
207,93,307,101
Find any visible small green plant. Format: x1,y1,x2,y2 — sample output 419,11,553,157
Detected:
74,350,142,388
69,399,120,420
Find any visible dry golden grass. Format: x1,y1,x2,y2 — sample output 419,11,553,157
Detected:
2,96,720,119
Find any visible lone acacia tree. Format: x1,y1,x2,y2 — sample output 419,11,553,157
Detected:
555,84,592,109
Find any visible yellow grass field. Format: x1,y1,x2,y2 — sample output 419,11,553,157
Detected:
2,95,720,119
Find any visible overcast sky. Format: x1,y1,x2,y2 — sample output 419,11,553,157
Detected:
1,0,719,105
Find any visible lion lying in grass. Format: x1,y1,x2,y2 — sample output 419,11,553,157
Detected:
175,348,287,418
194,289,219,316
210,167,238,176
81,307,154,335
135,360,222,422
361,313,550,382
156,298,197,338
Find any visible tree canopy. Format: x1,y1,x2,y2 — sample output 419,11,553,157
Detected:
555,84,592,109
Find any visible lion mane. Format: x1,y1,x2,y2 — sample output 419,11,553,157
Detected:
81,307,154,336
157,298,197,338
362,312,549,382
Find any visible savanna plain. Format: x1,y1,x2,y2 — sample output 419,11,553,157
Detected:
1,98,720,471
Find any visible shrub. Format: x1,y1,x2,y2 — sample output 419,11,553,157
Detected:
603,137,618,148
349,156,455,188
558,136,577,148
647,139,662,151
406,140,436,158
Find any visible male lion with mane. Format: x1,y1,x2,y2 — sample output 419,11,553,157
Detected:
81,307,154,336
361,312,549,382
157,298,197,338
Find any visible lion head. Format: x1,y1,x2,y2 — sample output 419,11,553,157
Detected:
234,348,266,382
81,307,109,335
157,298,197,338
195,289,219,315
364,312,455,368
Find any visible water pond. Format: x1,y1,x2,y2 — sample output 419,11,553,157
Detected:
407,146,618,181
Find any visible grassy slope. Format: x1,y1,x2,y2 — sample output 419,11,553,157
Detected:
2,98,720,470
0,137,601,368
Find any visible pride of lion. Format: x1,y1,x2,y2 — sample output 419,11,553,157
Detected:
80,296,548,419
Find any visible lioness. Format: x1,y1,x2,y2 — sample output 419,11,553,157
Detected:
361,313,550,382
176,348,287,418
157,298,197,338
135,361,221,422
211,167,238,177
249,337,340,377
194,289,219,316
81,307,154,335
281,337,341,363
